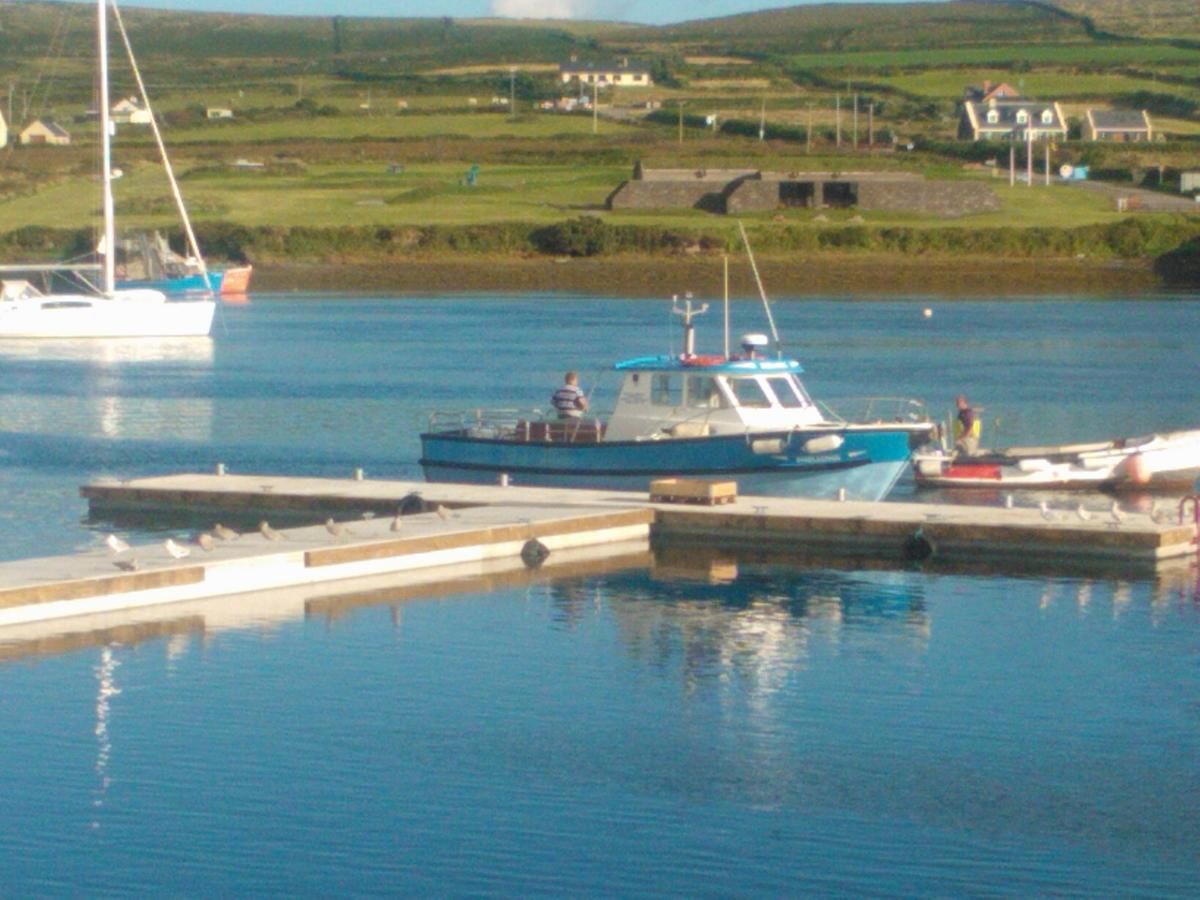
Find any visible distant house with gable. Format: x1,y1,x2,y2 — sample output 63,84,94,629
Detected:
959,99,1067,142
111,96,152,125
19,119,71,146
1083,109,1153,142
560,57,652,88
963,80,1021,103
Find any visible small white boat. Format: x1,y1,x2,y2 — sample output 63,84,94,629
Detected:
913,429,1200,492
0,0,214,339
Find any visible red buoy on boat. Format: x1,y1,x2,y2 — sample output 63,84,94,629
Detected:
1124,452,1150,485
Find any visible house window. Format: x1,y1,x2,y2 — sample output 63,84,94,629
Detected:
986,109,999,125
1041,109,1053,125
1015,110,1028,125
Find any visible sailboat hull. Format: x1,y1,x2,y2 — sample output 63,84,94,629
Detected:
0,290,215,338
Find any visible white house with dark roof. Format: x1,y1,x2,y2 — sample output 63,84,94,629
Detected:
1083,109,1153,142
959,99,1067,142
560,58,652,88
19,119,71,146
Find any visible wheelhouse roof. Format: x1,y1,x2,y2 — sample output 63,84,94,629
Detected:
614,355,804,375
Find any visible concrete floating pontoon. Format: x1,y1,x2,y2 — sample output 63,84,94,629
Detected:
1,471,1194,631
0,499,652,628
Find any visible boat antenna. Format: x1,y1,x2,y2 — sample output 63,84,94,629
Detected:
111,0,214,295
737,220,781,357
723,253,730,358
671,292,708,357
98,0,115,296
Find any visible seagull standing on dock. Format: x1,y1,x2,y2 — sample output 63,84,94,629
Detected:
259,521,284,541
114,559,139,572
325,518,352,538
1004,493,1014,510
105,534,130,554
1150,502,1169,525
213,523,239,541
1109,501,1125,527
389,515,403,533
164,538,190,559
436,504,452,522
196,533,216,551
1039,501,1055,521
1075,504,1091,522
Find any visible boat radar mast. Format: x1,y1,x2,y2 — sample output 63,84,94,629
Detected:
671,293,710,357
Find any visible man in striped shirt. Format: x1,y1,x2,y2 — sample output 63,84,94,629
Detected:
552,371,589,419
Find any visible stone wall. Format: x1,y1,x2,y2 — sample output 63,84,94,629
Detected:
857,181,1000,216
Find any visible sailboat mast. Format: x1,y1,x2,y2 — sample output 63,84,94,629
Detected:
98,0,115,296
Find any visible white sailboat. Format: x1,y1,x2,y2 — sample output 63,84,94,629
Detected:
0,0,215,339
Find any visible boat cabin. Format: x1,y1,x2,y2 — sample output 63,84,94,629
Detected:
603,334,828,441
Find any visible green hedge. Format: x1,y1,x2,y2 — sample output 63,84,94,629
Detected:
5,216,1199,268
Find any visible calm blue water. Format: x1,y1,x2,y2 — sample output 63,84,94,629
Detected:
1,294,1199,895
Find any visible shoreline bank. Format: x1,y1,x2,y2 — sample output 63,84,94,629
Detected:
250,254,1169,298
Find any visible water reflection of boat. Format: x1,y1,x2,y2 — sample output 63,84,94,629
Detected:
422,298,935,501
0,336,214,365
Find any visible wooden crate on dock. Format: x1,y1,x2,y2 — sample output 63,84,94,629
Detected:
649,478,737,505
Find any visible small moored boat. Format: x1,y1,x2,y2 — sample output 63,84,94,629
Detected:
913,429,1200,492
420,299,935,501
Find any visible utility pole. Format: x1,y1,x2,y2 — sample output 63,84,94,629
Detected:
852,92,858,150
678,99,684,145
835,94,841,148
758,97,765,141
867,101,873,148
592,78,598,134
806,104,812,154
509,67,516,121
1026,127,1033,188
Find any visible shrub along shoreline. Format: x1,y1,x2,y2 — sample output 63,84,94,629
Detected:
2,216,1196,293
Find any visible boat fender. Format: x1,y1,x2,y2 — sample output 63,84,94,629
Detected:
750,437,787,455
521,538,551,569
902,527,936,563
397,491,425,516
803,434,845,455
1122,452,1150,485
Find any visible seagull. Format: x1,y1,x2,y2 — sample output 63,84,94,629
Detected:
325,518,352,538
1039,500,1055,521
1150,502,1169,525
259,520,284,541
105,534,130,554
1109,501,1125,527
114,559,139,572
164,538,190,559
435,504,452,521
389,515,403,532
196,533,216,551
1004,493,1014,510
213,523,239,541
1075,504,1091,522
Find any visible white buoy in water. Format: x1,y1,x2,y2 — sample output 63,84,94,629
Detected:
922,307,933,319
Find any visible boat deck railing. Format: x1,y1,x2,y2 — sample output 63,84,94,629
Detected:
819,396,931,427
426,408,608,443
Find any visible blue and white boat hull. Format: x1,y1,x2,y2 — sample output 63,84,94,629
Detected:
420,427,915,501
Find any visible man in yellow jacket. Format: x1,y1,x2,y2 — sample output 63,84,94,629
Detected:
953,394,981,456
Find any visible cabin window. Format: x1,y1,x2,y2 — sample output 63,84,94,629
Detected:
685,375,725,408
651,374,681,406
727,377,771,408
764,376,806,408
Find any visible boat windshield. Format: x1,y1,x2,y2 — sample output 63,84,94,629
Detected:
764,376,808,409
727,377,772,409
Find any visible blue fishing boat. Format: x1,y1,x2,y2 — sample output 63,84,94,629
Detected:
421,299,934,501
115,232,252,296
